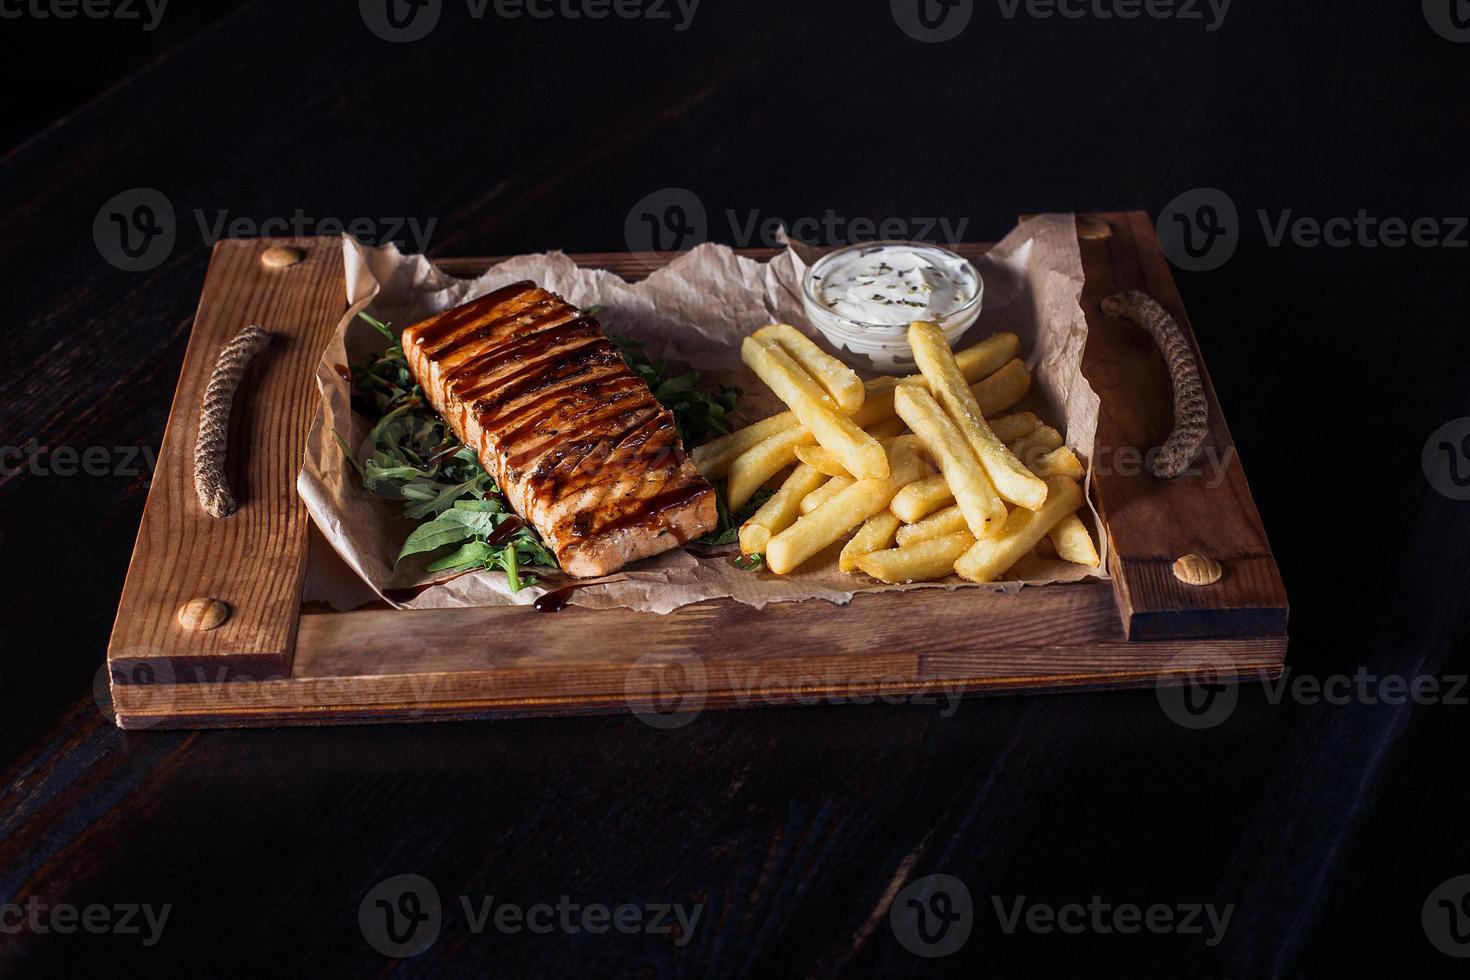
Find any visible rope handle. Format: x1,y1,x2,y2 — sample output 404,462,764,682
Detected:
1099,291,1207,479
194,325,270,517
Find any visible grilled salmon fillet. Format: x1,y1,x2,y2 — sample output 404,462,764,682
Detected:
401,281,717,577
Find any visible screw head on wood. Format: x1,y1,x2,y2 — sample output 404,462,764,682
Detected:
261,245,304,269
1077,218,1113,241
1172,553,1222,586
177,597,230,631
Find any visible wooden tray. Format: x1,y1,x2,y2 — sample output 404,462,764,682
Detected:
105,213,1287,728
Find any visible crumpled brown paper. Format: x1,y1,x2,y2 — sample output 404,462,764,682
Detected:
298,213,1106,613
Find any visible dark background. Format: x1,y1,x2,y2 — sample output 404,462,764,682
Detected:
1,0,1467,975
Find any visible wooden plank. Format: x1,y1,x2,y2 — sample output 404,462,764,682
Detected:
1071,212,1288,639
106,238,347,679
112,581,1284,728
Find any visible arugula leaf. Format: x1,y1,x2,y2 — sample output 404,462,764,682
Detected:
696,483,774,546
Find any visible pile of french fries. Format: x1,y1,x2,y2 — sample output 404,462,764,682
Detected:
691,322,1101,584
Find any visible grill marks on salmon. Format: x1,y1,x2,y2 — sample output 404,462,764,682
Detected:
401,281,717,577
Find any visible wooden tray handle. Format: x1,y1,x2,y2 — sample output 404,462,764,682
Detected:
194,324,270,517
1099,291,1207,478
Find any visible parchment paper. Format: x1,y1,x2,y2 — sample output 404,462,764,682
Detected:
298,213,1106,613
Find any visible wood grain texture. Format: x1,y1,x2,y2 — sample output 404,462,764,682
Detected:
1072,212,1289,639
105,224,1285,729
112,582,1284,728
105,238,347,678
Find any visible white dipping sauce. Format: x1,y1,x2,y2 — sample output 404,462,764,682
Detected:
811,244,978,326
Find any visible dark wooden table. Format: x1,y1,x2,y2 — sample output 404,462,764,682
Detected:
2,2,1467,975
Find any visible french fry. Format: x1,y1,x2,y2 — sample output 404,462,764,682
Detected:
1031,445,1084,480
894,504,967,547
867,417,907,439
799,476,854,514
703,336,1025,460
1008,425,1063,467
889,434,1059,524
765,438,925,575
754,323,864,414
954,477,1084,582
739,462,827,556
856,531,975,584
839,512,901,573
741,336,888,480
726,425,815,510
909,321,1047,511
794,445,851,478
692,413,796,479
889,473,953,523
988,412,1039,445
1048,513,1100,567
893,385,1005,539
970,358,1031,418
